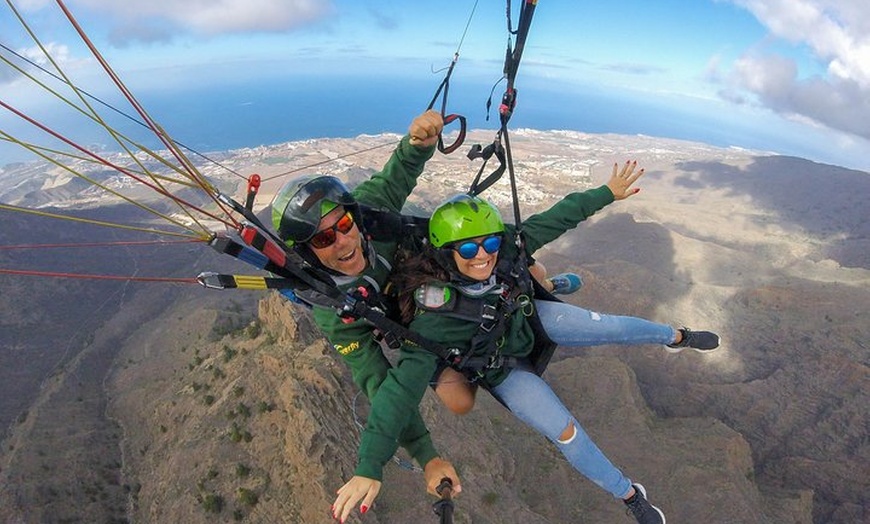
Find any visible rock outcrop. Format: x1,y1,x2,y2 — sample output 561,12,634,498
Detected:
102,292,813,523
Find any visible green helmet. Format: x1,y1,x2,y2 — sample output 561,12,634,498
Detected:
429,194,504,248
271,175,356,245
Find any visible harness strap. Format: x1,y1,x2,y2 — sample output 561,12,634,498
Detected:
467,141,507,196
208,233,312,291
197,272,303,291
359,205,428,250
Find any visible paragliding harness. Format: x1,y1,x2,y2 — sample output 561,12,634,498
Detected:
414,247,559,382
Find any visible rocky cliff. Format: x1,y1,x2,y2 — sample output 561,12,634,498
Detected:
101,291,811,523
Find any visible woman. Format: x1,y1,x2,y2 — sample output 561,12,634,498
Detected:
333,162,718,523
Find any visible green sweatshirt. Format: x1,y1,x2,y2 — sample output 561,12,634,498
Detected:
355,185,616,480
309,135,439,470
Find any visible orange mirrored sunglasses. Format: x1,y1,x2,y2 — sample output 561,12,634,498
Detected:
308,211,355,249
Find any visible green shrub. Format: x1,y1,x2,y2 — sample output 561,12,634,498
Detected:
229,423,243,443
229,423,252,443
246,321,262,339
237,488,259,507
201,493,224,513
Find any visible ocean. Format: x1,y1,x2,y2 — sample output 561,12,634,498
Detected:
1,73,861,170
133,75,752,154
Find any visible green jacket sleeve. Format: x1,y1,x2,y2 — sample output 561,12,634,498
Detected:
311,306,438,468
352,135,436,212
521,185,615,253
354,340,440,480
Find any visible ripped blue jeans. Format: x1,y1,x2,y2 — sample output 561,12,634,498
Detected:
535,299,677,347
491,369,634,499
486,300,675,498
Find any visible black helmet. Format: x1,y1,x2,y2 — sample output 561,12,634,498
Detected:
271,175,357,246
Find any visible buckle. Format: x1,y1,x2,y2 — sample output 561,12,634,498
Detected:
479,304,498,333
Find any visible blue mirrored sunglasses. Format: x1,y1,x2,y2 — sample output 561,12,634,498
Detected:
450,235,503,259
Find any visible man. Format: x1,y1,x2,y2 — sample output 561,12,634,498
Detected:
270,110,461,502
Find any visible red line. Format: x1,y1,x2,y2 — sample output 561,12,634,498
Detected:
54,0,237,224
0,268,199,284
56,0,190,174
0,100,237,229
0,239,204,250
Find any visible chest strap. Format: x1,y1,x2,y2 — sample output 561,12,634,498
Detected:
414,281,533,375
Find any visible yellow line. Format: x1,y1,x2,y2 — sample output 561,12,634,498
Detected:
233,276,269,289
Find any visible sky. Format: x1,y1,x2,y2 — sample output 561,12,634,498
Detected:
1,0,869,172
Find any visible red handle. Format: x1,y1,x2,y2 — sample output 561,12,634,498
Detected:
438,114,467,155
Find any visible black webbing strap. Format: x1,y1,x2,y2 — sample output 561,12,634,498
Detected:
468,0,537,201
500,0,537,126
216,191,342,300
358,205,428,250
466,140,507,196
196,272,305,291
207,234,312,291
426,53,467,155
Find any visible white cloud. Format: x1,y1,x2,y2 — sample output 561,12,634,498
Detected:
729,53,869,139
71,0,335,40
723,0,870,140
1,42,81,86
21,42,72,66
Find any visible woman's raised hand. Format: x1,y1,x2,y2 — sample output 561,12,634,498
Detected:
606,160,645,200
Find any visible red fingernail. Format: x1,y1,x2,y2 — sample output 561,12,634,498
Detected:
361,505,368,514
634,188,641,193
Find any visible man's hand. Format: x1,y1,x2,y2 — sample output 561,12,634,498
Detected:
423,457,462,497
408,109,444,148
332,476,381,523
605,160,645,200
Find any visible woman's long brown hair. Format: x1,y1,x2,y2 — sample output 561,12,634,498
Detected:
391,246,450,324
